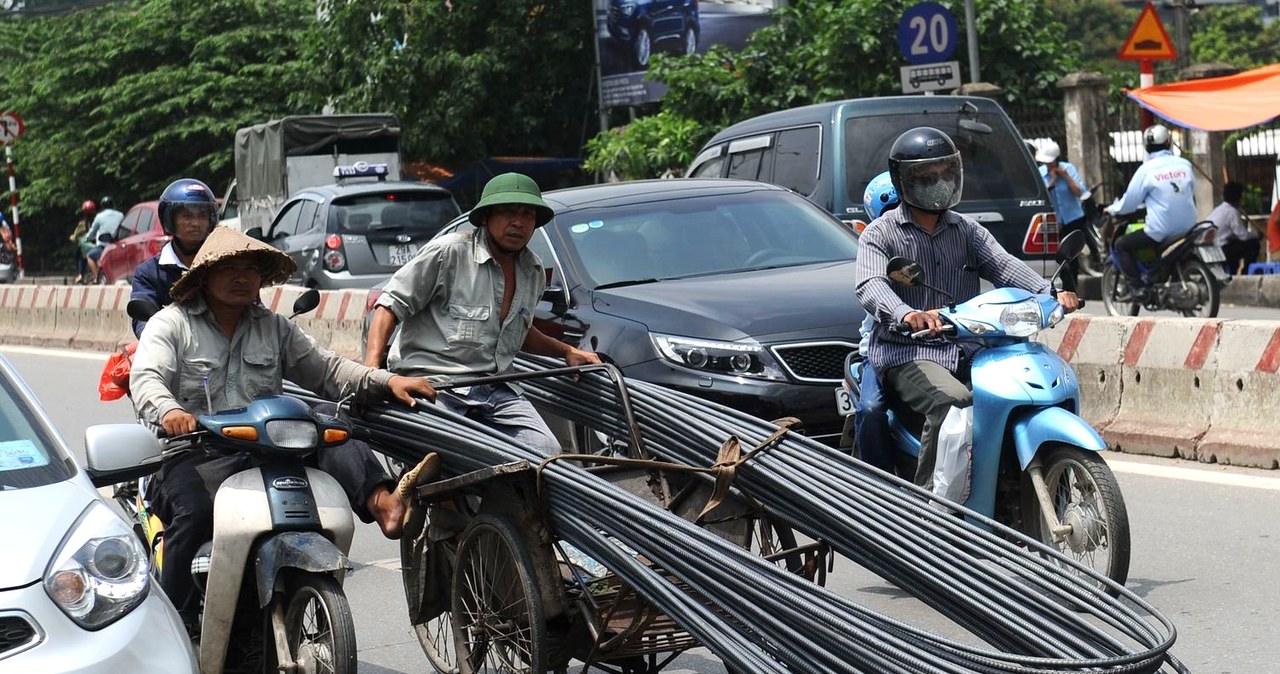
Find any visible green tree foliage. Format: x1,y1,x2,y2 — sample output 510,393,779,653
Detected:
1190,3,1280,70
0,0,315,271
586,0,1079,179
299,0,594,166
1045,0,1136,77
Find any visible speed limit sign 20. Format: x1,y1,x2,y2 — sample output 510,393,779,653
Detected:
0,111,25,145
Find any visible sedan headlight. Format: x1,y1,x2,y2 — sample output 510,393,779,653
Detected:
651,333,788,381
45,501,150,630
998,298,1044,337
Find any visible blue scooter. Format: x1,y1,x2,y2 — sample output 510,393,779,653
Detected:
843,231,1131,591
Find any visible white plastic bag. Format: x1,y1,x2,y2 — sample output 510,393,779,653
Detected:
932,405,973,503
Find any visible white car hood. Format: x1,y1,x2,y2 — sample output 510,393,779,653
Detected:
0,478,98,588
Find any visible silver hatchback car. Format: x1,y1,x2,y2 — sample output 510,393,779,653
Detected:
254,164,461,289
0,355,196,672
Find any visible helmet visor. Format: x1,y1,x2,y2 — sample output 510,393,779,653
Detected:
897,153,963,212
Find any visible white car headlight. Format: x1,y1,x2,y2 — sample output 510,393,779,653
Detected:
998,298,1044,337
650,333,787,381
45,501,150,630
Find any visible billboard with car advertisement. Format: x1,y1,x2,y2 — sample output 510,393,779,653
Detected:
596,0,779,108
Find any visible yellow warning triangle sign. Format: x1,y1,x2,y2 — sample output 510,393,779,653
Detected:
1119,2,1177,61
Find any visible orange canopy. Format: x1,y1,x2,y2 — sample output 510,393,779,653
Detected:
1126,63,1280,132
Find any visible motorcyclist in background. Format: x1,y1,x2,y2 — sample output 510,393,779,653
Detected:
71,200,97,283
852,172,902,476
1105,124,1198,301
130,179,218,337
84,196,125,281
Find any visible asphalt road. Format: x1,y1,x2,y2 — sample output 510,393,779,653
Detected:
5,345,1278,673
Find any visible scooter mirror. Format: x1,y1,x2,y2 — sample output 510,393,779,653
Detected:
886,257,923,287
290,288,321,319
126,298,162,322
1057,230,1086,262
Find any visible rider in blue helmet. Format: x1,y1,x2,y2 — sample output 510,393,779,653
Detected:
853,171,906,476
129,178,221,337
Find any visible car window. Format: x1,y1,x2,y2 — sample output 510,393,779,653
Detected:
271,201,305,239
725,147,768,182
136,208,154,234
0,371,71,489
689,155,725,178
843,111,1041,206
297,200,320,234
334,192,460,238
772,126,821,196
526,229,563,287
119,208,141,236
554,190,858,288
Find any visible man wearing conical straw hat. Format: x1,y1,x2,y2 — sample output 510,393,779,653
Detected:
130,225,437,632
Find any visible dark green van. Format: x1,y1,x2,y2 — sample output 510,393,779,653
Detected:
686,95,1060,266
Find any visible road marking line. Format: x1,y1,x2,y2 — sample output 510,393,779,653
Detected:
1108,457,1280,491
360,557,401,571
0,344,112,360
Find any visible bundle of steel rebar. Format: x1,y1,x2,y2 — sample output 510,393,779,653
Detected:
288,360,1186,673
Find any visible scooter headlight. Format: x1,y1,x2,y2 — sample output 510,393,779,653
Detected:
45,501,150,630
999,299,1043,337
1046,304,1066,328
265,420,320,449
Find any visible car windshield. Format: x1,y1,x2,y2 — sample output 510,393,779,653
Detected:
0,368,71,490
332,191,458,237
553,189,859,288
844,111,1042,207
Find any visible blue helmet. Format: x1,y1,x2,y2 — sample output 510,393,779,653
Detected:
157,178,218,236
862,171,900,220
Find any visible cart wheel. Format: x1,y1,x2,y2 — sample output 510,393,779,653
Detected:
452,514,548,674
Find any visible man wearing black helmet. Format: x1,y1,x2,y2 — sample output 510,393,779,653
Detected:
129,179,219,337
84,196,125,283
854,127,1079,491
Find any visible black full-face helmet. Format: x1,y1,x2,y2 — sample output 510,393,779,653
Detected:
888,126,963,213
157,178,218,236
98,196,115,210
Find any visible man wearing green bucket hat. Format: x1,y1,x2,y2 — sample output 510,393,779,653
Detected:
366,172,600,453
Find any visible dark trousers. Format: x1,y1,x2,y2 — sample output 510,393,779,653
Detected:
884,360,972,490
1113,229,1160,284
1222,238,1261,275
1058,216,1097,292
150,438,389,626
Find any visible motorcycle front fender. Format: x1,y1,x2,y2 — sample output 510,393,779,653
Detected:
1011,406,1106,469
254,531,352,608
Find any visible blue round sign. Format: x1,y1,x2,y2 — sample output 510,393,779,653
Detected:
898,2,958,65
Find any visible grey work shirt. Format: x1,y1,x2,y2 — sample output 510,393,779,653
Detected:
854,208,1051,373
131,297,394,427
375,226,544,385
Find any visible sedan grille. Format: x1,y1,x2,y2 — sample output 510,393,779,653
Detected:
0,614,39,657
771,341,858,383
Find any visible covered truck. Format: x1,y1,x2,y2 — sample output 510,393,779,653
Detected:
232,113,402,233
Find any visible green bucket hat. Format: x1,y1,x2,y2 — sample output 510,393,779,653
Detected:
468,172,554,228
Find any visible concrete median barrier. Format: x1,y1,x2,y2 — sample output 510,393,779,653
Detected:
54,285,88,347
1103,317,1222,460
1036,315,1130,430
1198,320,1280,469
0,285,26,344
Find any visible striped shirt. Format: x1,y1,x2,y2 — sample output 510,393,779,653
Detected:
854,207,1051,372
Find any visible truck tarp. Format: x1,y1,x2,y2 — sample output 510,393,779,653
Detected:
233,113,401,214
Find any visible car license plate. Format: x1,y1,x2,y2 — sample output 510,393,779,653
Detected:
1195,245,1226,263
388,243,417,265
835,386,855,416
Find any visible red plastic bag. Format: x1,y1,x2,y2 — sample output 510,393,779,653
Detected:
99,342,138,401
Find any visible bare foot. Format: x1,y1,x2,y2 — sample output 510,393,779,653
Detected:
368,486,406,540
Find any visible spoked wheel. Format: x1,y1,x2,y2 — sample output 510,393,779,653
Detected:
452,514,547,674
1100,265,1140,316
418,605,460,674
749,517,822,584
1175,259,1221,318
1022,444,1131,596
282,574,358,674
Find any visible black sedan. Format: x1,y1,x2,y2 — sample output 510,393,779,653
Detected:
410,178,866,444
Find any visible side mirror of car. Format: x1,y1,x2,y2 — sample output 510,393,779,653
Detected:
541,285,568,314
244,227,265,241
